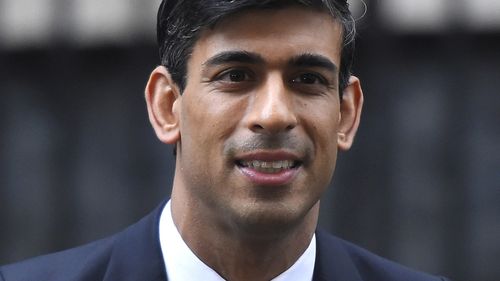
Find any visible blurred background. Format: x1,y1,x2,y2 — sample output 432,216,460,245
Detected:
0,0,499,280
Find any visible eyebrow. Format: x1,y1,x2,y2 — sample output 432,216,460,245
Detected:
202,51,338,74
288,53,338,73
203,51,265,67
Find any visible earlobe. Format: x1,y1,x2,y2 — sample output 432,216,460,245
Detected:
145,66,181,144
337,76,364,151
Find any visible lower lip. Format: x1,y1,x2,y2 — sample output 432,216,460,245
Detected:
238,166,299,186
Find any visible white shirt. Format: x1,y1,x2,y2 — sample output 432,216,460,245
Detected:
159,200,316,281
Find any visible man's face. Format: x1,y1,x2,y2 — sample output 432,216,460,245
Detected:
170,7,352,233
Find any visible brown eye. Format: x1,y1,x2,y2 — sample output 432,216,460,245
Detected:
217,69,251,82
292,73,327,85
229,70,246,82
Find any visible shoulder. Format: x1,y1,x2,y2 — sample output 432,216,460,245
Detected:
0,202,167,281
314,230,449,281
0,235,116,281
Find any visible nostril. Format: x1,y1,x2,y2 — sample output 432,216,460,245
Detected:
246,98,298,133
249,117,297,133
252,124,264,131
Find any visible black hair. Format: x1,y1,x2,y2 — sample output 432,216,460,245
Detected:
157,0,355,93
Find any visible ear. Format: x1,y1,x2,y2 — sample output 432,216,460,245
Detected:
145,66,181,144
337,76,364,151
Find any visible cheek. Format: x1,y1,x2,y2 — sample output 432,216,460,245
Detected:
302,102,339,140
302,105,340,165
204,95,247,139
310,118,338,186
181,95,246,151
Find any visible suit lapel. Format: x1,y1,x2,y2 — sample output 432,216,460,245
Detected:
313,230,363,281
98,205,365,281
103,201,169,281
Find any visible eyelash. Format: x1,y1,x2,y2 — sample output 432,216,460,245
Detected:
290,72,329,86
213,69,255,83
211,68,333,91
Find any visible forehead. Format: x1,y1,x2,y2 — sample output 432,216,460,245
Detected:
191,6,343,67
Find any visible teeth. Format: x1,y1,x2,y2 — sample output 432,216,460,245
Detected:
261,162,272,168
241,160,295,173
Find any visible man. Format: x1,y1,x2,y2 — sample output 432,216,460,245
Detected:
1,0,449,280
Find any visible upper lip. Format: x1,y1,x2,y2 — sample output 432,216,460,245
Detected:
235,150,302,162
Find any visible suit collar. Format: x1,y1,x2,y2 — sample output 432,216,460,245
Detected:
313,229,363,281
99,203,361,281
103,201,169,281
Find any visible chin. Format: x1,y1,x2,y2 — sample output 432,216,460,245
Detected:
226,201,313,239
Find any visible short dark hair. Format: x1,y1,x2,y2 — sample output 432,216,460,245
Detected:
157,0,355,93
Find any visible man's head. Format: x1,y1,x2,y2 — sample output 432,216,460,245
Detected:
146,1,363,239
157,0,356,93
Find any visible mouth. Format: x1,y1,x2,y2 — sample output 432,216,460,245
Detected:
234,151,303,185
236,160,301,174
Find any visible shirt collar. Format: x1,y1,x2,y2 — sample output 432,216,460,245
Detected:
159,200,316,281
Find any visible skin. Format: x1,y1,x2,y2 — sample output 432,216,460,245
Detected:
146,6,363,281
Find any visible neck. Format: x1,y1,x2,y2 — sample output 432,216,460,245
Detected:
170,178,319,281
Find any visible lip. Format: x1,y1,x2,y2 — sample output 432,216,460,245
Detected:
236,151,301,162
235,151,302,186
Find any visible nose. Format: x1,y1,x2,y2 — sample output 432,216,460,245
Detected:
245,75,298,134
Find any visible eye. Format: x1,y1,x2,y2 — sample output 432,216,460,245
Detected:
291,73,327,85
216,69,253,82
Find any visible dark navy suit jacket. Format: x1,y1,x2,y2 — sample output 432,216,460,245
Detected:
0,202,449,281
